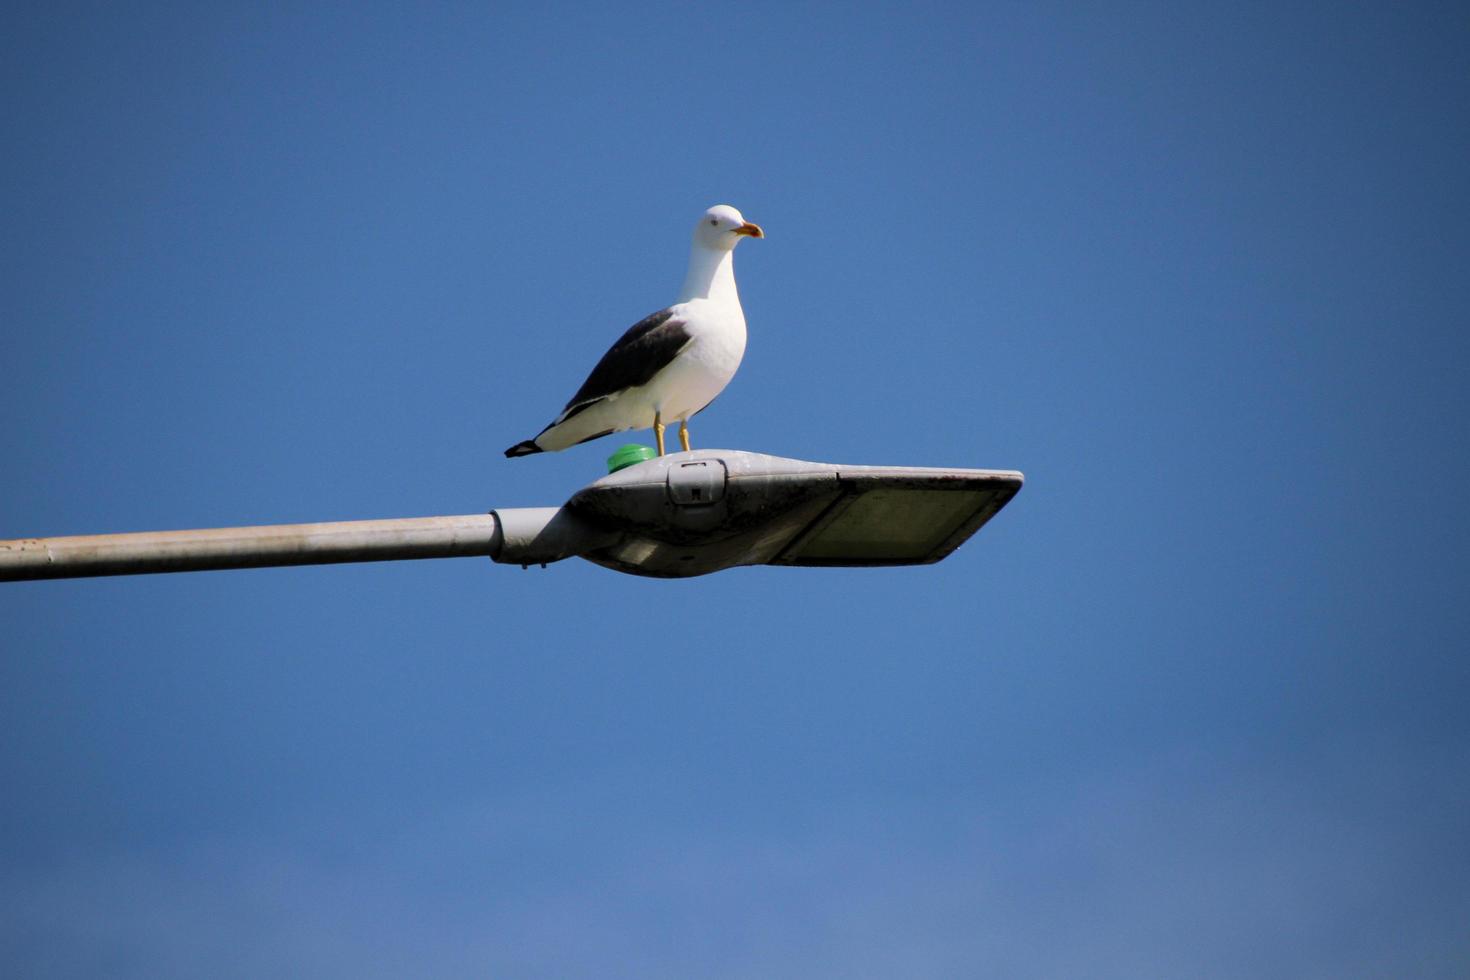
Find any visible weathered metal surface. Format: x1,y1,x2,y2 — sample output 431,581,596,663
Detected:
0,514,504,581
561,449,1024,578
489,507,613,567
0,451,1024,583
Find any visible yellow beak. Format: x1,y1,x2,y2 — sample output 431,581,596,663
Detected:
734,222,765,239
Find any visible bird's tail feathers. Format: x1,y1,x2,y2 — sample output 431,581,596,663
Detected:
504,439,544,458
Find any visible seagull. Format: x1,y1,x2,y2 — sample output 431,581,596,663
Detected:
505,204,764,458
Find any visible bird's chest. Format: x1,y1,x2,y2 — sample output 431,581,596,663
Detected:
680,306,748,374
649,305,747,417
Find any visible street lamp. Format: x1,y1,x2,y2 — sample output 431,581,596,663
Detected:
0,449,1022,582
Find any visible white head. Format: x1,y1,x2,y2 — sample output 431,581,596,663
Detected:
692,204,764,251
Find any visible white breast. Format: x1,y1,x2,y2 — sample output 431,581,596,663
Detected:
651,299,747,421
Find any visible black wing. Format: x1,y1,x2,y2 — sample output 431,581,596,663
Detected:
556,309,692,421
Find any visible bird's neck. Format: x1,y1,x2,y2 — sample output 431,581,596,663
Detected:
677,244,740,306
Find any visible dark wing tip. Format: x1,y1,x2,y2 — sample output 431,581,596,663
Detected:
504,439,544,458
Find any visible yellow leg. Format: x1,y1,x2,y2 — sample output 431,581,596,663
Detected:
654,416,666,456
678,420,691,453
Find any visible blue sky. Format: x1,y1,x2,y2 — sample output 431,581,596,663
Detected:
3,2,1468,976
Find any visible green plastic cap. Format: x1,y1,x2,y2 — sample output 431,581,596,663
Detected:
607,443,656,474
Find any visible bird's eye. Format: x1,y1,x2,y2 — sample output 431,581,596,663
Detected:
709,219,718,226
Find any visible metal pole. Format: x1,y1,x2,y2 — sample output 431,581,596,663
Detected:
0,514,504,582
